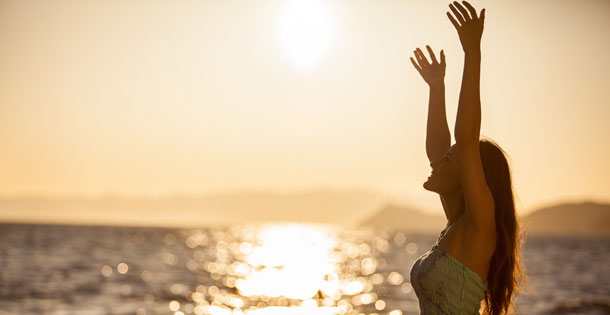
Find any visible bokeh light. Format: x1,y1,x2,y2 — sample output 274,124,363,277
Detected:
117,262,128,274
100,224,424,314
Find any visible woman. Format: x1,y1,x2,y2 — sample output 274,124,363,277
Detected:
409,2,525,315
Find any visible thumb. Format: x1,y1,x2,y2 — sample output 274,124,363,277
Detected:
440,50,446,65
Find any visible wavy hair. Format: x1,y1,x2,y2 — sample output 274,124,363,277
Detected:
478,139,527,315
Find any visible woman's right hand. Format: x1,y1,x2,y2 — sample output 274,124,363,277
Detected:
411,46,446,87
447,1,485,55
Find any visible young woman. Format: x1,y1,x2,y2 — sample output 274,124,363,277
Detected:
408,2,525,314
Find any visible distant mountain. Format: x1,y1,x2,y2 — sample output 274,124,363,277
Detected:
0,189,387,227
360,203,446,233
361,201,610,236
523,202,610,236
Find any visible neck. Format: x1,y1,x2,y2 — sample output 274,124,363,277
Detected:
441,189,465,226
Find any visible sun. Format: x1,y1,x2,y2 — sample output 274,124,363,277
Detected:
278,0,333,69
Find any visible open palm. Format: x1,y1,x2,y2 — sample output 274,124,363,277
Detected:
447,1,485,54
411,46,446,86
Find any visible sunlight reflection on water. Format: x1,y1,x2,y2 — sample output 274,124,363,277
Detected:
173,223,403,315
5,223,607,314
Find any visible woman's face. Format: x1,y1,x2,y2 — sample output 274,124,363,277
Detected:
423,145,462,194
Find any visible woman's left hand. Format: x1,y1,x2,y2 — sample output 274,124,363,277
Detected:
410,46,446,87
447,1,485,55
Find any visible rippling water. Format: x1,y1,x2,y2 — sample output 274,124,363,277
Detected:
0,223,609,315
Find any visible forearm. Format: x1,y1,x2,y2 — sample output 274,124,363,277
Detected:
454,51,482,145
426,82,451,161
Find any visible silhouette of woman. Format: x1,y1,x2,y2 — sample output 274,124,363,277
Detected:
408,2,525,314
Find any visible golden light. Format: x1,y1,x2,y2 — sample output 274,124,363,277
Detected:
179,223,396,314
246,305,338,315
169,300,180,312
278,0,333,68
117,262,129,274
237,224,338,299
101,265,112,277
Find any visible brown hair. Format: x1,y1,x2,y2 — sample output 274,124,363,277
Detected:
479,139,527,315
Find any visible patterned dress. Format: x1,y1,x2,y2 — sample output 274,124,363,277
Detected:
410,223,488,314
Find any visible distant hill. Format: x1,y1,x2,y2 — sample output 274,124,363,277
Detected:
523,202,610,236
361,201,610,236
360,203,446,233
0,189,387,227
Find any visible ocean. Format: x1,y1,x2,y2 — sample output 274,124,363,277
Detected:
0,223,608,315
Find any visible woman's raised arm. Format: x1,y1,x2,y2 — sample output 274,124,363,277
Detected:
410,46,451,163
448,1,495,230
449,1,485,144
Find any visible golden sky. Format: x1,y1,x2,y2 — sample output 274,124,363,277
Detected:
0,0,609,214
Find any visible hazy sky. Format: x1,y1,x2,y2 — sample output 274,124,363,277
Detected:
1,0,609,214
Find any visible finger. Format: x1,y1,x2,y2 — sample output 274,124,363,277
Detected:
453,1,471,21
449,3,466,24
462,1,478,19
426,45,438,64
447,12,461,30
413,49,422,64
440,50,446,65
417,48,430,65
410,57,422,72
416,48,430,65
413,49,425,66
480,8,485,25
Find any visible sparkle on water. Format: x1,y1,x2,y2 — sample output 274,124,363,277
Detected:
117,262,129,274
103,223,412,315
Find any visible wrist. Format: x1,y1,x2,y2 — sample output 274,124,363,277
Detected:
428,81,445,89
464,49,481,59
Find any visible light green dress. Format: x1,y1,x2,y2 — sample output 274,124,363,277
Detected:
410,223,488,314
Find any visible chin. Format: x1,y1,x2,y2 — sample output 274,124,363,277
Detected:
423,179,436,192
424,177,446,194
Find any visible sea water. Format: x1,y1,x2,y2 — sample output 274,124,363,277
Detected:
0,223,608,315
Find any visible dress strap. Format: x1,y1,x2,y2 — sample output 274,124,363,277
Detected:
431,222,456,250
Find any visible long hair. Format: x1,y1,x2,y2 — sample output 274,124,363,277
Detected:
478,139,527,315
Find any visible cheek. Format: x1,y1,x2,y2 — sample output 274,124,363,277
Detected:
439,165,456,180
448,166,461,185
438,164,460,186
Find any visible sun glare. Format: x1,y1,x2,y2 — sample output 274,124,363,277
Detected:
278,0,333,68
237,225,337,300
179,223,401,314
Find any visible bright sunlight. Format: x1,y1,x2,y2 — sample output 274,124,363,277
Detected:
278,0,333,68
